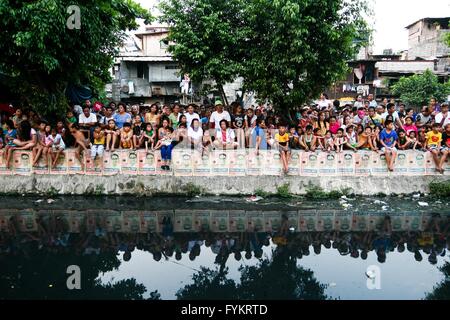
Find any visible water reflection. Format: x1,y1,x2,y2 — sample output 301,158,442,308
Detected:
0,208,449,300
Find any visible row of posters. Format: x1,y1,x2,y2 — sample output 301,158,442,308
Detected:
0,210,433,233
0,149,448,176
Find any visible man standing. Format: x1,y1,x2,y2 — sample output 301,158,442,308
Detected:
184,104,200,128
368,94,378,108
210,101,231,129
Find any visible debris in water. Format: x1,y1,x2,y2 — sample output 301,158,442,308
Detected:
413,194,421,198
47,199,56,204
35,199,44,203
329,282,337,287
373,200,387,205
418,202,429,207
382,206,389,211
246,195,263,202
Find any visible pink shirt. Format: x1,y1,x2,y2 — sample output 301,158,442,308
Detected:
403,124,418,136
330,123,340,135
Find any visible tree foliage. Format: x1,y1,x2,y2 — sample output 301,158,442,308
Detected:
160,0,371,115
425,262,450,300
0,0,152,116
391,69,450,108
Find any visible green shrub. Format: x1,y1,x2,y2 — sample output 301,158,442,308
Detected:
305,185,343,200
429,181,450,198
254,188,269,197
276,183,292,198
182,183,204,197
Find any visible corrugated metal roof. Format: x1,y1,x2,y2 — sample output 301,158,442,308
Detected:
118,56,174,62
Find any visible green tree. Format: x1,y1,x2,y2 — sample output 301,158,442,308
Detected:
425,262,450,300
0,0,152,117
391,69,450,108
160,0,248,106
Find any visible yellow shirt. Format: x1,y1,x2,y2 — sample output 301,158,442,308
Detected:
426,131,442,146
94,133,105,145
275,133,289,145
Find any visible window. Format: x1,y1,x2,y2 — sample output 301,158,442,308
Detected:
137,62,149,80
165,65,178,70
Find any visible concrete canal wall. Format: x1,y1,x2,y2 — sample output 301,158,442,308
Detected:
0,149,448,196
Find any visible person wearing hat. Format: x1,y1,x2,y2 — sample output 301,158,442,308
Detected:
209,100,231,129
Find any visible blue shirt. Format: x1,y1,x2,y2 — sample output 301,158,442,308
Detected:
113,113,131,129
251,126,267,150
380,129,398,148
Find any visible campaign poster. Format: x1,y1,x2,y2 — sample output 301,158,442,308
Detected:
210,210,229,232
154,151,171,175
17,210,37,232
122,211,141,233
368,212,386,232
0,210,10,232
352,211,369,232
172,149,194,176
192,151,212,176
425,151,438,175
444,157,450,176
67,150,85,175
247,211,265,232
0,150,12,175
229,150,247,176
85,210,98,233
407,151,426,175
140,211,158,233
49,152,68,175
285,211,299,231
421,212,434,232
34,153,50,175
263,150,283,176
138,151,157,175
13,151,32,175
371,152,389,176
393,151,409,175
337,152,355,176
390,211,405,232
193,210,211,232
121,150,139,175
264,211,282,233
317,211,335,232
246,150,264,176
174,210,194,232
318,153,338,176
210,151,230,176
301,152,319,176
354,151,372,176
299,210,317,232
404,212,422,232
85,156,103,176
69,211,86,233
229,210,248,233
287,151,301,176
334,211,352,232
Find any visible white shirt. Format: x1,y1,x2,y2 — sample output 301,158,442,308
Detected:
188,127,204,141
79,113,97,124
210,111,231,128
184,112,200,127
215,128,235,143
382,111,399,123
318,100,330,109
435,112,450,127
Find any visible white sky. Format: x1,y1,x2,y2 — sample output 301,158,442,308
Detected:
135,0,450,54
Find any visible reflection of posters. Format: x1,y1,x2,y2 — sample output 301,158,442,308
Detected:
301,152,319,176
286,211,299,231
85,156,102,175
371,152,389,175
352,212,368,231
318,153,337,176
13,151,32,175
390,212,405,232
334,211,352,232
173,149,193,176
264,211,281,233
229,150,247,176
407,151,426,175
138,151,156,175
337,152,355,176
140,211,158,233
34,154,50,175
425,151,437,175
174,210,194,232
0,210,10,232
17,210,37,232
122,211,141,233
193,211,211,232
155,151,170,175
405,212,422,232
210,151,229,176
192,151,211,176
354,152,371,176
0,150,12,175
317,211,335,232
287,151,301,176
299,211,317,232
69,211,86,233
104,211,123,232
229,211,247,232
394,151,408,175
121,150,138,175
210,210,229,232
264,150,282,176
246,151,264,176
67,150,85,175
247,211,264,231
368,212,385,231
421,213,433,232
49,152,68,175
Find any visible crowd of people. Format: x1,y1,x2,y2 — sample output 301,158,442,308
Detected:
0,211,449,266
1,94,449,173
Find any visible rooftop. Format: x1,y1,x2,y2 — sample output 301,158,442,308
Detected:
405,17,450,29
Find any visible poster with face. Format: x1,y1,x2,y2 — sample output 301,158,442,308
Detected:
354,151,372,176
17,210,38,232
263,150,283,176
67,150,85,175
337,152,355,176
352,211,369,232
155,150,171,175
246,150,264,176
210,151,230,176
140,211,158,233
371,152,389,176
34,153,50,175
104,211,123,233
287,150,301,176
172,149,194,176
229,210,248,232
209,210,229,232
425,151,438,175
192,151,212,176
121,150,139,175
334,211,352,232
13,151,32,175
301,152,319,176
85,156,103,176
318,152,338,176
49,152,68,175
299,210,317,232
407,151,426,175
122,211,141,233
193,210,211,232
393,151,408,175
138,151,156,175
247,211,265,232
264,211,282,233
0,150,12,175
317,210,335,232
229,150,247,176
102,151,121,175
174,210,194,232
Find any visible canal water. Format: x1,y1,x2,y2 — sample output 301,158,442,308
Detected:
0,195,449,300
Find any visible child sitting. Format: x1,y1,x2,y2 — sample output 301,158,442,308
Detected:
91,125,105,161
323,130,335,152
47,127,66,168
120,123,133,150
32,121,49,167
334,128,347,153
300,125,316,152
275,124,290,174
154,127,175,171
397,130,414,150
105,119,119,152
3,120,17,166
425,123,443,173
70,124,90,169
142,123,156,153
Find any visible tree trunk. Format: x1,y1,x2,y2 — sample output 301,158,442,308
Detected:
217,83,229,107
